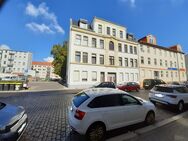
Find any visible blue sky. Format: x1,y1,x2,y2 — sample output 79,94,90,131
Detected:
0,0,188,62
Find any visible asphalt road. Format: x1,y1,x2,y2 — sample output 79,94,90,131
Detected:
0,89,178,141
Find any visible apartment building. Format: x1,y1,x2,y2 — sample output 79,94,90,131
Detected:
185,54,188,80
0,48,32,74
32,61,60,80
67,17,139,88
138,35,187,84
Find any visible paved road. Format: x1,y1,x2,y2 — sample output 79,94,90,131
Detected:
0,90,178,141
129,113,188,141
28,81,65,91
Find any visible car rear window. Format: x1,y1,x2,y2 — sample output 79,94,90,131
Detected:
175,87,188,93
153,86,173,93
144,80,151,85
73,92,89,107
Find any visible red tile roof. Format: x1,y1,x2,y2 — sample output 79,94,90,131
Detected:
32,61,52,66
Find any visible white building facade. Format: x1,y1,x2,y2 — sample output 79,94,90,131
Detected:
0,49,32,74
32,62,60,80
185,54,188,80
138,35,187,85
67,17,139,88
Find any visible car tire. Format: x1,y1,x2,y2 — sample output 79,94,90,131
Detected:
86,123,106,141
145,111,155,125
177,101,184,113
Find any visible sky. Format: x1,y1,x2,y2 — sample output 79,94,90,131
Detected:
0,0,188,62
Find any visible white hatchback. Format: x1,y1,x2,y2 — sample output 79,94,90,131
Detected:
68,88,156,141
149,84,188,112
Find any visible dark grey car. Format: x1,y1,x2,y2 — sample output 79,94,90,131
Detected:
0,102,28,141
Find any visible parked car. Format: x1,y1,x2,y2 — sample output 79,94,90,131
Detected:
117,82,140,92
94,82,116,89
170,81,180,85
68,88,156,141
143,79,166,90
149,84,188,112
0,102,28,141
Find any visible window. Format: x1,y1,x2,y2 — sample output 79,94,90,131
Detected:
92,38,96,47
92,54,97,64
181,63,183,68
154,86,173,93
73,92,89,107
166,71,168,77
170,61,173,67
130,46,133,54
160,59,163,66
130,59,134,67
125,58,128,67
119,57,122,66
134,59,138,67
109,56,114,65
109,41,114,50
107,27,110,35
92,71,97,81
73,70,80,82
83,36,88,46
118,43,122,52
124,44,128,53
98,24,102,33
100,55,104,65
140,45,144,52
134,46,137,54
82,71,88,81
154,48,156,54
174,62,177,68
75,51,81,63
165,60,168,67
82,52,88,63
175,87,188,93
120,30,123,38
147,46,150,53
112,28,116,36
121,95,139,105
141,56,144,64
148,58,151,65
99,40,104,49
75,34,81,45
161,71,163,77
88,95,121,108
119,72,124,82
154,58,157,65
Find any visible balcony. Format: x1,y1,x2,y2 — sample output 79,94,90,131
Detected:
7,64,13,67
8,58,14,61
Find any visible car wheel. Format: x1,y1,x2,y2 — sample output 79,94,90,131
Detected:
86,123,106,141
177,101,184,113
145,111,155,125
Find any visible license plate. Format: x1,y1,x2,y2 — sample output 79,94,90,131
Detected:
155,94,164,98
18,122,26,134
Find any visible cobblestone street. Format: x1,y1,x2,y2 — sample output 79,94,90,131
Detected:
0,89,178,141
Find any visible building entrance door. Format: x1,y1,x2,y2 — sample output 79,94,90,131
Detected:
107,73,116,83
154,71,159,79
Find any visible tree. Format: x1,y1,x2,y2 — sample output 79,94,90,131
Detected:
51,42,67,79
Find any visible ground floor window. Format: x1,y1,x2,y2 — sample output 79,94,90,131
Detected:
73,70,80,82
82,71,88,81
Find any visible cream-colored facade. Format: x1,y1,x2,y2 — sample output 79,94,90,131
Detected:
67,17,139,88
139,35,187,85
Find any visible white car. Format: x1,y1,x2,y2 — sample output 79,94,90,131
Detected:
149,84,188,112
68,88,156,141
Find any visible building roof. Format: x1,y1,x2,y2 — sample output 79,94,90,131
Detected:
139,41,184,54
32,61,52,66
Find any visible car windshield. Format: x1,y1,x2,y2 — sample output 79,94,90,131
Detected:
153,86,173,93
73,92,89,107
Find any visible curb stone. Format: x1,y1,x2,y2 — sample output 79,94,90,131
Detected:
107,110,188,141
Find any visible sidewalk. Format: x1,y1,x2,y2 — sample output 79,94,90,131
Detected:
107,110,188,141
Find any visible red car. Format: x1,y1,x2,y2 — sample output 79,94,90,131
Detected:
117,82,140,92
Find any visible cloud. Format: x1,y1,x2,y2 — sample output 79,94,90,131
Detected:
25,2,64,34
26,22,54,34
119,0,136,8
43,56,54,62
0,44,11,50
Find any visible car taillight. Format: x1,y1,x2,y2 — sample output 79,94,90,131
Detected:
74,109,86,120
167,95,177,98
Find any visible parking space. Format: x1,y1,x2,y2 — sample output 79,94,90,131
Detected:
0,89,178,141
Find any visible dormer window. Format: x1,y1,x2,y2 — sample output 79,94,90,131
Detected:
98,24,102,33
79,19,88,29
